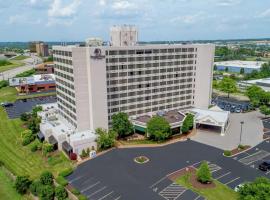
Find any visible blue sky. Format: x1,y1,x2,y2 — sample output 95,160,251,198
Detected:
0,0,270,41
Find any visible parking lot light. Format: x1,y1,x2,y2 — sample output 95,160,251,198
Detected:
239,121,244,146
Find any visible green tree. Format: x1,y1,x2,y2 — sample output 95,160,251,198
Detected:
146,116,171,141
30,180,42,196
55,186,68,200
39,185,55,200
40,171,54,185
80,149,88,158
112,112,133,138
246,85,270,107
181,114,194,133
96,128,117,150
21,129,35,146
42,143,54,155
225,67,229,72
260,105,270,117
218,77,238,98
240,68,245,74
238,177,270,200
14,176,31,194
196,161,212,184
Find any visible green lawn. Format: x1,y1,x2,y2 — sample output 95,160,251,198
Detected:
175,173,238,200
0,87,73,179
0,61,25,73
11,55,30,61
0,167,30,200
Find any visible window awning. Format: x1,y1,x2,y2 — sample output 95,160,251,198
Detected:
37,132,45,140
48,135,58,145
62,141,73,152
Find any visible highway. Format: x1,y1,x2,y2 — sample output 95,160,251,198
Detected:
0,55,42,81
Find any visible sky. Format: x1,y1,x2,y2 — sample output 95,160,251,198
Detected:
0,0,270,42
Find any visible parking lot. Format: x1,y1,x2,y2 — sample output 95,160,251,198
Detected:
232,139,270,177
3,95,56,119
212,97,251,113
67,140,268,200
263,118,270,130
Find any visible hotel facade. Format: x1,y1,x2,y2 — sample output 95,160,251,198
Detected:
52,26,215,132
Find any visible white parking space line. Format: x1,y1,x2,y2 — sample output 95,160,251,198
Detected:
97,191,114,200
81,181,100,193
239,150,270,165
150,176,167,189
208,164,221,173
159,183,186,200
265,171,270,175
87,186,107,198
114,196,121,200
69,176,83,183
225,177,240,185
215,172,231,180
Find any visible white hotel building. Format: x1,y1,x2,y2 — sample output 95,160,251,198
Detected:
52,26,215,133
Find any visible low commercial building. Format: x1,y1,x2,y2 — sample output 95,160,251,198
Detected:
238,78,270,92
9,74,56,93
215,60,266,73
35,62,54,74
38,103,97,156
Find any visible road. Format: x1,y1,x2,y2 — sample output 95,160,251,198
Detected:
0,54,42,81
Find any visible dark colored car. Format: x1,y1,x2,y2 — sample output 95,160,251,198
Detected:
259,160,270,171
1,102,14,107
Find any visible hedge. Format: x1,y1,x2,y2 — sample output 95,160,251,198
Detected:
59,167,73,177
56,176,68,186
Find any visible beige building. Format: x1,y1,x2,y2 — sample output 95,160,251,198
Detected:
52,27,215,132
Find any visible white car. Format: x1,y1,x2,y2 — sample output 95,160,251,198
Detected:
234,184,245,192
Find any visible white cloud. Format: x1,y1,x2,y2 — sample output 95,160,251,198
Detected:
257,8,270,18
217,0,241,6
112,0,137,11
170,12,206,24
8,14,41,25
99,0,106,6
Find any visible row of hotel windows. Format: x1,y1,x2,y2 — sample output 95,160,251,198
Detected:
54,57,72,65
106,48,196,56
107,71,194,78
106,64,194,71
56,85,75,98
56,77,75,90
108,89,193,100
53,50,72,57
108,101,193,116
56,90,76,106
106,56,196,63
107,74,194,85
55,64,74,74
107,82,193,92
58,106,77,127
55,71,74,82
108,95,193,107
57,97,76,117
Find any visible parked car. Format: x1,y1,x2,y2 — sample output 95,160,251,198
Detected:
1,102,13,107
259,160,270,171
234,183,244,192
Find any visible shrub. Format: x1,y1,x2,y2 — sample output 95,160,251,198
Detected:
56,176,68,186
14,176,31,194
0,80,8,89
59,167,73,177
78,194,88,200
224,150,232,157
80,149,88,158
55,186,68,200
71,188,80,195
20,112,31,121
146,116,171,141
238,144,245,150
29,180,42,196
39,185,55,200
40,171,54,185
96,128,117,150
196,161,212,184
30,144,38,152
21,130,35,146
111,112,133,138
42,143,54,155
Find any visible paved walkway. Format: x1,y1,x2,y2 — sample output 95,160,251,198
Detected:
191,111,264,150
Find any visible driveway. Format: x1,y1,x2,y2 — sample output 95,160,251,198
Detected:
191,111,264,150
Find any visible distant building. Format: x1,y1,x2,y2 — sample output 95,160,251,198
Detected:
239,78,270,92
110,25,138,47
29,41,49,57
35,62,54,74
215,60,266,74
85,38,103,47
9,74,56,93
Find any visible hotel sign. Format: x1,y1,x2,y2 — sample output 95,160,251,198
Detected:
91,48,105,59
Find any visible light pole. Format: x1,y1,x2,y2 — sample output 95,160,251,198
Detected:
239,121,244,146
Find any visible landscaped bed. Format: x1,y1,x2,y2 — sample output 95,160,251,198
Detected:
170,166,238,200
224,145,251,157
134,156,150,164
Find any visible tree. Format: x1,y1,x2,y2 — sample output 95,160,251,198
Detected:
20,112,31,121
42,143,54,155
260,105,270,117
196,161,212,184
14,176,31,194
40,171,54,185
218,77,238,98
225,67,229,72
55,186,68,200
112,112,133,138
181,114,194,133
96,128,117,150
240,68,245,74
246,85,270,107
238,177,270,200
80,149,88,158
39,185,55,200
213,64,217,71
146,116,171,141
21,129,35,146
30,180,42,196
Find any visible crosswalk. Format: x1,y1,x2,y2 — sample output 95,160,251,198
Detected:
159,183,186,200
